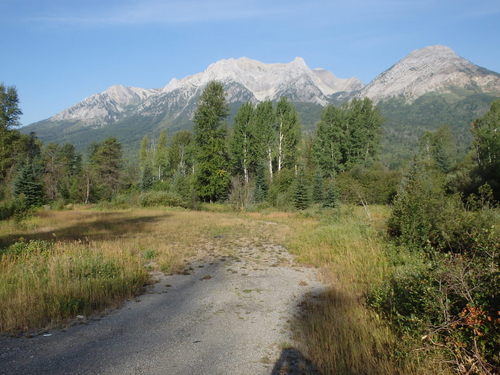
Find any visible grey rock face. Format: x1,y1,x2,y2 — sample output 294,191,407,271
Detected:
357,45,500,102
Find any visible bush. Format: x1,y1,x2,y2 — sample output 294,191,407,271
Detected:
1,240,53,258
378,158,499,373
0,198,29,221
336,164,401,205
139,191,186,208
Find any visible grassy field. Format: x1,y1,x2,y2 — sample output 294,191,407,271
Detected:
0,206,287,333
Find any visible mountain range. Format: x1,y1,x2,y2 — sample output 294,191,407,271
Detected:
23,45,500,165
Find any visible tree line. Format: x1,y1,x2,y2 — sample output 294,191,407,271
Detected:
1,81,498,217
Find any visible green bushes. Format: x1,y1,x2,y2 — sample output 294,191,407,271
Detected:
0,198,29,221
371,159,499,373
139,191,186,208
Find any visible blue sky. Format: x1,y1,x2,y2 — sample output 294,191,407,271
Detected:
1,0,499,125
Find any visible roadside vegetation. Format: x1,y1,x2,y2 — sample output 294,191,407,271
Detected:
0,208,285,333
1,82,498,373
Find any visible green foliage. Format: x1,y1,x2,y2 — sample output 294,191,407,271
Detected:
312,170,324,204
168,130,194,176
87,137,123,201
254,165,268,203
0,83,22,131
378,92,498,168
140,163,154,191
275,97,301,171
193,81,230,202
268,169,295,209
471,99,500,199
294,169,311,210
139,135,150,169
1,240,53,258
229,102,255,182
42,143,82,201
336,164,401,205
14,157,45,208
154,130,168,180
313,105,343,178
0,200,19,220
139,191,186,208
419,125,457,173
322,179,338,208
313,98,382,177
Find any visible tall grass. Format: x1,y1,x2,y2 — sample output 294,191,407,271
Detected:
0,240,147,332
267,205,451,374
0,207,281,334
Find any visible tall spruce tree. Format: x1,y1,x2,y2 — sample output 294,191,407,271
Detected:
293,168,310,210
14,159,44,207
193,81,230,202
323,179,338,208
254,164,268,203
13,133,44,207
312,170,324,204
88,138,123,201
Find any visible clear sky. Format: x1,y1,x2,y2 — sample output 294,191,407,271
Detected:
1,0,499,125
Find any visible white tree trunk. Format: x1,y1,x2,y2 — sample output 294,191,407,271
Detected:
243,134,249,184
278,120,283,172
268,147,273,182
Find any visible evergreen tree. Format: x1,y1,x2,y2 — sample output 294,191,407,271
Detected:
323,180,338,208
14,159,44,207
141,162,154,191
193,81,230,202
293,168,310,210
312,170,324,203
230,102,254,184
87,138,123,201
254,164,268,203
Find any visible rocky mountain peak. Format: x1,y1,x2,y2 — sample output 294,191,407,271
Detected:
358,45,500,101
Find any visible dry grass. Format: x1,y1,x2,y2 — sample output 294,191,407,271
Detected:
249,205,450,375
0,207,283,334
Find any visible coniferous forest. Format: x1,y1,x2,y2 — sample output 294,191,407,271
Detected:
1,81,499,374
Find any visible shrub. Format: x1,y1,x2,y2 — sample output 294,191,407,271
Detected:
0,198,28,221
1,240,53,258
139,191,186,208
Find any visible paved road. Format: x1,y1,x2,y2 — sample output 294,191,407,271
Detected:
0,241,323,375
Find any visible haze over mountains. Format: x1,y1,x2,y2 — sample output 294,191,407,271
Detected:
24,45,500,163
